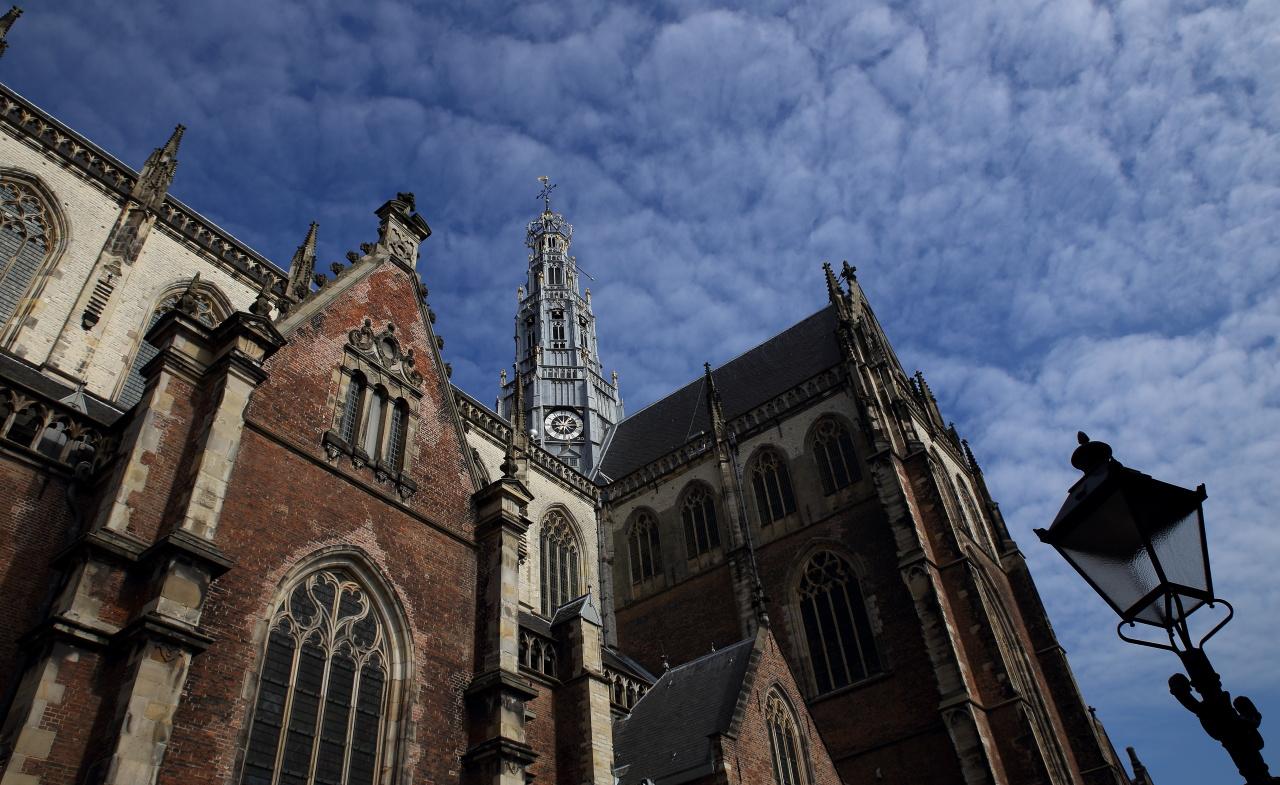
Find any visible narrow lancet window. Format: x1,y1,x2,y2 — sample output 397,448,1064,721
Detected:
540,510,580,615
682,485,720,557
812,419,860,494
752,450,796,525
628,512,662,584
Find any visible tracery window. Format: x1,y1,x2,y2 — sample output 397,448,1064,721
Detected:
240,568,395,785
681,484,720,557
550,309,566,345
120,284,226,407
540,510,580,615
751,450,796,525
765,690,807,785
796,552,881,694
812,419,860,494
628,512,662,585
0,177,55,332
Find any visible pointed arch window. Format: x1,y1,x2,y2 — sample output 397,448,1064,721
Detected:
812,419,860,494
628,512,662,585
540,510,580,615
681,485,720,557
240,568,398,785
0,176,56,332
120,284,226,407
751,450,796,525
796,552,881,694
765,690,808,785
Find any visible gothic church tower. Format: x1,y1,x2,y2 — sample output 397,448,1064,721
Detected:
500,178,621,474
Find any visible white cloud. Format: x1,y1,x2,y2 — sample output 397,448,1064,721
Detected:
7,1,1280,781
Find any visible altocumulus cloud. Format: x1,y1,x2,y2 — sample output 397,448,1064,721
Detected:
6,1,1279,782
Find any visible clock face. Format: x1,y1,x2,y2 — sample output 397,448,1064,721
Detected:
544,410,584,440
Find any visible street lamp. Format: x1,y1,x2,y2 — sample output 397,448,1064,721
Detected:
1036,433,1274,784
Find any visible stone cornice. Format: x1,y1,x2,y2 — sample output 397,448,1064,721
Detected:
0,82,289,298
452,386,600,501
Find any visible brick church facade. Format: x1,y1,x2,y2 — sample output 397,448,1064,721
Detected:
0,12,1155,785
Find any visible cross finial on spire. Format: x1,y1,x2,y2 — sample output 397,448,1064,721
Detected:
0,6,22,59
536,175,557,213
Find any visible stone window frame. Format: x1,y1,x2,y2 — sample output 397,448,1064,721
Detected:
539,506,582,617
114,277,233,405
0,168,69,349
625,508,663,587
764,687,811,785
967,556,1075,785
806,415,861,496
235,548,413,785
747,446,797,527
323,319,423,500
790,548,883,698
954,473,999,557
678,481,722,563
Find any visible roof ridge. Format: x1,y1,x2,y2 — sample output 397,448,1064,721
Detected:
610,304,835,428
662,637,754,675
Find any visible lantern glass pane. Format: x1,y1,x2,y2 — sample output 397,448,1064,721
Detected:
1151,508,1207,589
1058,491,1158,618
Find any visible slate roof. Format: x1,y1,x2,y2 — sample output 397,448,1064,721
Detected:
613,638,756,785
0,352,126,425
596,306,842,481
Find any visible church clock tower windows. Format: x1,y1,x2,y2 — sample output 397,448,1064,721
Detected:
500,178,622,476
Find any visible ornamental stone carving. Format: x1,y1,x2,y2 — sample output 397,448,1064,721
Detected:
347,319,423,388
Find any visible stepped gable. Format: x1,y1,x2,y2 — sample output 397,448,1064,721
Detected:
597,305,841,480
613,638,755,785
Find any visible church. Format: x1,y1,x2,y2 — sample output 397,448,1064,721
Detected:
0,10,1156,785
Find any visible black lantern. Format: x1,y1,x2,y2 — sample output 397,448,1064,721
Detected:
1038,433,1275,785
1036,433,1211,632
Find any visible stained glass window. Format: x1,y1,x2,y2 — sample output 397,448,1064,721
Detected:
812,419,860,495
765,691,807,785
752,450,796,525
797,552,880,694
681,485,720,557
241,569,391,785
0,178,54,331
540,510,580,615
628,512,662,584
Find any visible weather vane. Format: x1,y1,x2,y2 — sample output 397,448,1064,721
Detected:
537,175,557,213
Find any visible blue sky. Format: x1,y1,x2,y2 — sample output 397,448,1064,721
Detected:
6,2,1279,782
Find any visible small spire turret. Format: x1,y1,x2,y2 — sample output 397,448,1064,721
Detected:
287,222,319,299
133,124,185,209
703,362,726,441
0,6,22,59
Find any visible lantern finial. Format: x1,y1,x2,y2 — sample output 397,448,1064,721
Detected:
1070,432,1113,474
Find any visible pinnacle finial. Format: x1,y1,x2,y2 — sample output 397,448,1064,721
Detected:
132,123,185,206
0,6,21,59
161,124,186,157
841,260,857,286
287,222,319,300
